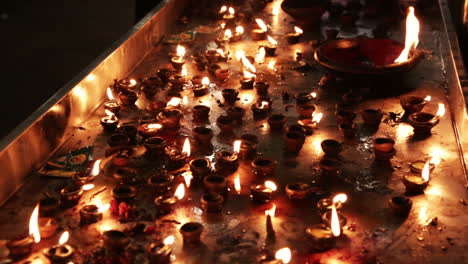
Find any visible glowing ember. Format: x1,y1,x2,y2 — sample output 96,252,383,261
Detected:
259,101,269,109
294,26,303,34
202,77,210,86
82,184,95,191
267,36,278,46
265,203,276,217
219,6,227,13
255,18,268,32
182,138,191,157
234,175,241,194
422,161,431,182
243,70,256,79
166,97,182,107
163,235,175,246
91,159,101,176
394,7,420,63
174,183,185,200
233,140,242,153
436,103,445,117
147,123,162,130
256,47,266,63
182,171,193,187
275,247,292,264
228,7,235,15
59,231,69,245
267,60,276,71
176,45,186,57
331,204,341,237
332,193,348,204
235,26,244,35
264,181,277,191
312,112,323,123
106,87,115,100
224,29,232,40
424,95,431,101
29,204,41,243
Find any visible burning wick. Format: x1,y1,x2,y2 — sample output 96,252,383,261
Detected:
275,247,292,264
105,109,117,121
394,7,420,63
228,7,234,15
174,183,185,200
294,26,303,35
241,53,257,73
224,29,232,41
235,26,244,37
234,175,241,194
311,92,317,98
312,112,323,124
182,138,191,157
43,230,74,262
107,87,115,101
421,161,431,182
265,180,277,192
219,6,227,13
176,45,186,58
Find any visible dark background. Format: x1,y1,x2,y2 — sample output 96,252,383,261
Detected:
0,0,160,139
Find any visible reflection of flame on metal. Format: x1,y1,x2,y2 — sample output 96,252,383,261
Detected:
421,161,431,182
233,140,242,153
265,181,277,191
395,7,420,63
59,231,69,245
294,26,303,34
174,183,185,200
182,138,191,157
164,235,175,246
275,247,291,264
234,175,241,194
176,45,186,57
29,204,41,243
436,103,445,117
255,18,268,32
265,203,276,217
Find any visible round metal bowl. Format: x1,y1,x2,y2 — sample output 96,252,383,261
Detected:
314,38,424,77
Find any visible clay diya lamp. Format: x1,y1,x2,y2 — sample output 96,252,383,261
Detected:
402,173,429,195
410,160,435,174
191,75,203,85
322,210,347,228
342,90,362,105
321,139,342,157
296,92,315,106
60,184,83,206
157,108,183,130
111,149,131,167
139,112,156,124
138,123,162,139
216,115,236,133
251,20,267,41
252,101,272,119
240,74,256,89
118,90,138,106
286,26,303,44
189,158,212,179
192,105,210,122
285,124,306,135
80,204,103,225
114,78,138,92
335,110,356,125
193,56,208,71
205,50,222,64
193,84,209,97
305,224,336,252
200,193,224,213
319,158,340,176
116,125,138,141
104,100,121,116
388,196,412,217
238,134,259,160
147,101,166,115
226,106,246,122
254,80,270,96
101,112,119,132
112,185,137,203
222,88,239,104
113,167,138,184
157,67,174,84
141,76,162,98
103,230,130,250
154,195,178,214
283,131,306,153
296,103,316,119
400,95,428,117
170,56,185,71
147,241,172,264
362,109,383,128
39,197,61,217
7,236,35,259
285,182,313,200
43,238,74,263
203,174,228,194
373,137,396,160
180,222,204,245
168,75,186,91
263,36,278,57
252,158,277,177
192,126,214,145
408,112,440,137
215,151,239,173
148,173,174,194
72,170,96,185
144,137,167,159
39,217,58,239
338,123,356,139
208,63,222,76
215,68,231,82
250,181,277,204
267,114,287,130
164,145,188,171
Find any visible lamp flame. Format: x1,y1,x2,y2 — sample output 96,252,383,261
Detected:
312,112,323,123
107,87,115,100
166,97,181,107
267,36,278,45
243,70,256,79
105,109,115,118
181,66,188,77
275,247,292,264
236,50,245,61
147,123,162,129
58,231,69,245
182,138,191,157
174,183,185,200
332,193,348,204
268,60,276,71
219,6,227,13
265,181,277,191
236,26,244,35
259,101,269,109
311,92,317,98
182,171,193,187
91,159,101,177
436,103,445,117
424,95,431,102
163,235,175,246
255,18,268,32
82,184,95,191
224,29,232,40
29,204,41,243
233,140,242,153
256,47,266,64
422,161,431,182
202,77,210,86
129,79,137,85
294,26,303,34
176,45,186,57
265,203,276,217
241,55,256,73
95,198,110,213
234,175,241,193
228,7,235,15
394,7,420,63
331,204,341,237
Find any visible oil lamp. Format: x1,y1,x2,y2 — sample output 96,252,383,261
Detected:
193,105,210,122
73,159,101,184
226,106,246,123
400,95,430,117
305,224,336,252
148,173,174,194
215,68,231,82
285,183,313,200
189,158,212,179
104,87,121,115
339,121,356,138
157,108,183,130
335,109,356,125
319,158,341,176
254,80,270,96
112,185,137,203
252,157,277,177
60,184,84,206
205,49,222,63
141,76,162,98
114,78,137,92
118,90,138,106
7,204,40,259
321,139,342,157
403,160,431,194
138,123,162,139
362,109,383,128
168,74,187,91
267,114,287,130
388,196,413,217
252,18,268,41
215,146,239,173
165,138,191,170
252,101,271,119
171,45,186,71
144,136,167,160
101,109,119,132
155,195,178,214
373,137,396,161
113,167,138,184
264,36,278,57
147,235,174,264
216,115,236,133
222,88,239,104
296,92,316,105
321,194,348,235
298,112,323,135
286,26,303,44
180,222,204,246
192,126,214,145
250,180,277,204
157,66,174,84
80,202,107,225
283,131,305,154
241,70,256,89
410,160,435,173
201,193,224,213
203,175,228,194
408,103,445,137
103,230,129,250
43,231,74,263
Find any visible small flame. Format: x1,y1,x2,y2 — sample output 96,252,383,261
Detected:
219,6,227,13
82,184,95,191
424,95,431,102
267,36,278,46
105,109,115,118
163,235,175,246
294,26,303,34
224,29,232,40
241,55,256,73
95,198,110,213
264,181,277,191
228,7,235,15
265,203,276,217
220,22,226,29
243,70,256,79
29,204,41,243
311,92,317,98
234,175,241,194
233,140,242,153
331,204,341,237
216,49,225,57
182,138,191,157
202,77,210,86
58,231,69,245
147,123,162,129
259,101,269,109
436,103,445,117
181,66,188,77
332,193,348,204
268,60,276,71
91,159,101,177
129,79,137,86
256,47,266,63
275,247,292,264
255,18,268,32
182,171,193,187
107,87,115,100
422,161,431,182
394,7,420,63
176,45,186,57
166,97,182,107
236,50,245,61
312,112,323,123
174,183,185,200
235,26,244,35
